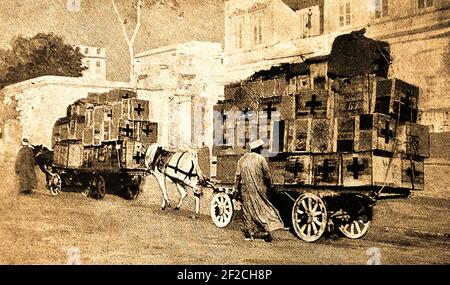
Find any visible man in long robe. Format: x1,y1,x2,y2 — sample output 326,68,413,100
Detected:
15,138,37,194
234,139,284,242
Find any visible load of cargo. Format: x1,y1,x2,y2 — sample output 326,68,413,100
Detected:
212,31,429,191
50,89,158,199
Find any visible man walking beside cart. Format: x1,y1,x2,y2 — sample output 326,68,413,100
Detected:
15,137,38,195
234,139,284,242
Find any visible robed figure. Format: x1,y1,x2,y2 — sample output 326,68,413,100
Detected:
15,138,37,194
234,139,284,242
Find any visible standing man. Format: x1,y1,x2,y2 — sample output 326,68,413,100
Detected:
234,139,284,242
15,138,37,195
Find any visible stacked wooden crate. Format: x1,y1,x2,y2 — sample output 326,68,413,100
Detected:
214,61,429,190
52,89,158,170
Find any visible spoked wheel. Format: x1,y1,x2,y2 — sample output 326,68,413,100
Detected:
338,202,372,239
48,173,62,196
292,193,327,242
87,175,106,200
210,192,234,228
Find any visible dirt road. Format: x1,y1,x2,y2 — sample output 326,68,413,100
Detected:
0,171,449,265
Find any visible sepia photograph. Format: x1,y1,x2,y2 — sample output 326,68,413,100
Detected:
0,0,449,270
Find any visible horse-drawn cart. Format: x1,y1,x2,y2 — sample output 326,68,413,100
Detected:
46,89,158,200
208,32,429,242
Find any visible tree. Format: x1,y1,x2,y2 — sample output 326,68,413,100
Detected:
111,0,181,88
0,33,86,89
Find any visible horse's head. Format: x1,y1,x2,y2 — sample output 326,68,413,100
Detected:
31,144,44,158
144,143,163,171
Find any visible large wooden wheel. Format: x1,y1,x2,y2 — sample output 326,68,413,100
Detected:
48,173,62,196
87,175,106,200
210,192,234,228
292,193,327,242
338,202,372,239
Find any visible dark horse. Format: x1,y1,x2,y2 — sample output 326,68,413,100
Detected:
31,144,60,195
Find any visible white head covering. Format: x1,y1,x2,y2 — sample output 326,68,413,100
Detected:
249,139,264,150
22,137,30,146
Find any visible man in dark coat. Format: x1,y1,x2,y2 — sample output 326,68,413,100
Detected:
234,139,284,242
15,138,37,194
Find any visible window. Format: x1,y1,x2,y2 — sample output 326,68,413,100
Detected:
84,47,89,54
96,61,101,67
97,48,101,55
339,0,351,27
253,17,263,46
418,0,433,9
374,0,389,19
237,22,243,49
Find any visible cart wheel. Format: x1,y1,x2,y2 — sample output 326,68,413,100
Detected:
338,204,371,239
48,173,62,196
292,193,327,242
210,192,234,228
88,175,106,200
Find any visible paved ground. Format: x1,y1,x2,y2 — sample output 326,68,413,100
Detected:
0,166,449,265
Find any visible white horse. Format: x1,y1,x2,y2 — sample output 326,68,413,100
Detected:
144,144,207,218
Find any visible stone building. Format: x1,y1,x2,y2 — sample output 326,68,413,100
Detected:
134,41,224,149
75,45,107,81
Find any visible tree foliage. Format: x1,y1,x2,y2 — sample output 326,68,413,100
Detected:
0,33,86,89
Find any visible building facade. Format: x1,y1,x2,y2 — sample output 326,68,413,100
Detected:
134,41,224,149
75,45,107,81
223,0,450,132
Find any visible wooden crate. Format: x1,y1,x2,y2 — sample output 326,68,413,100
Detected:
136,121,158,144
341,152,402,187
313,153,340,186
397,123,430,158
67,116,85,141
82,126,94,146
215,154,241,184
295,90,329,119
288,119,310,152
284,155,312,185
334,117,356,152
121,141,147,169
333,75,377,117
310,118,333,153
287,75,311,95
268,159,287,185
401,158,424,190
375,78,419,123
53,142,68,168
67,101,91,117
82,147,95,168
355,113,396,153
122,99,150,121
67,142,84,168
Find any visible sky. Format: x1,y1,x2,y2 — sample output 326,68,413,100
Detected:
0,0,224,81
